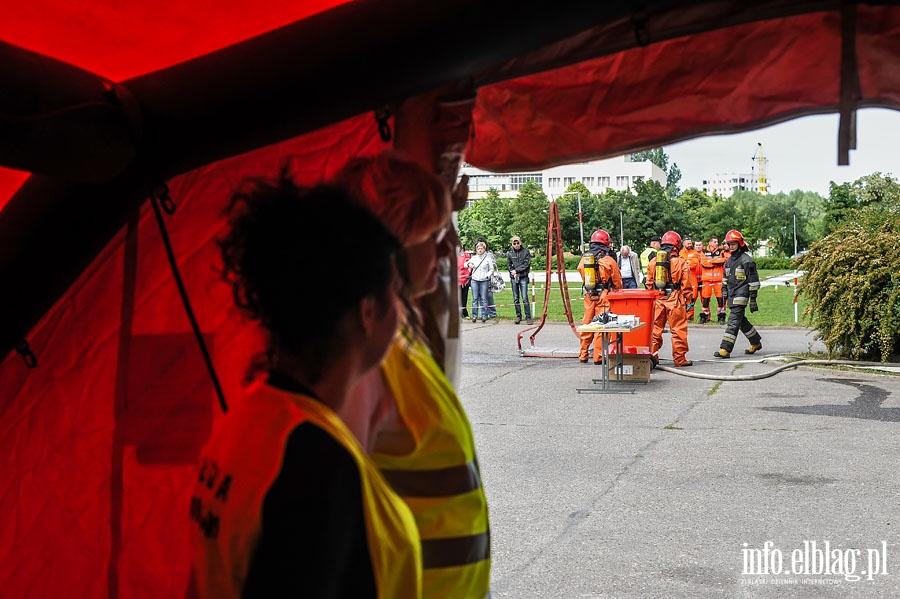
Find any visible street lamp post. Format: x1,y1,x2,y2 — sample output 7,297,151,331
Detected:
619,206,624,248
792,209,798,258
576,192,584,252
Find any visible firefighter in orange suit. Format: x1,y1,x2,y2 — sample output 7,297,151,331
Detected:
679,236,702,321
699,236,728,324
577,229,622,364
645,230,693,367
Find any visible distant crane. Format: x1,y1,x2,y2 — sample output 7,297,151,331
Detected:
751,142,768,195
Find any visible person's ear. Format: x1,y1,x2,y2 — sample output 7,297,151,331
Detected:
358,295,378,337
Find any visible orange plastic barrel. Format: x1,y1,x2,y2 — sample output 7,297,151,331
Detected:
606,289,659,352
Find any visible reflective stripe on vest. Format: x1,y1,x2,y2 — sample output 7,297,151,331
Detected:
381,460,482,497
375,334,491,597
421,531,491,569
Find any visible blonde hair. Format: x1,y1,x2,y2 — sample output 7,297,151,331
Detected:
334,150,452,244
475,241,486,250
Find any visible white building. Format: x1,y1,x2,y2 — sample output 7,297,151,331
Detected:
459,155,666,202
702,171,770,198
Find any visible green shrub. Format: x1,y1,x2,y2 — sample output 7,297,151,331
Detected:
797,211,900,361
756,257,793,270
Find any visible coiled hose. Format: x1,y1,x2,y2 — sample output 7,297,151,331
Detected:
655,356,899,381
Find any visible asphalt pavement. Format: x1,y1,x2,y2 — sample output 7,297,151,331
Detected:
457,321,900,598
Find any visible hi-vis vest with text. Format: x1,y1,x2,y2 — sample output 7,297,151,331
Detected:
374,335,491,598
191,382,422,599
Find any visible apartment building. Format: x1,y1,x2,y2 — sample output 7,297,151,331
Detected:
459,155,666,202
702,172,770,198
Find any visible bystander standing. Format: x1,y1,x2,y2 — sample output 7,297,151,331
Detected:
507,235,533,324
617,245,642,289
476,235,498,319
457,246,472,319
641,235,662,275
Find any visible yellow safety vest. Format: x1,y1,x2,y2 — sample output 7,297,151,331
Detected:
191,381,422,598
374,335,491,598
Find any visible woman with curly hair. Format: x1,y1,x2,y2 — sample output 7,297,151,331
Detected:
190,172,421,598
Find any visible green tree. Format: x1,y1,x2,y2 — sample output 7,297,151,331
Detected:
824,172,898,235
824,181,854,235
631,148,669,171
510,180,549,255
457,187,510,250
675,187,713,215
854,172,900,205
589,179,685,252
591,188,624,246
631,147,682,198
628,178,692,245
673,187,712,241
758,192,798,257
697,190,764,249
698,196,734,243
666,162,683,199
555,181,591,253
756,190,825,256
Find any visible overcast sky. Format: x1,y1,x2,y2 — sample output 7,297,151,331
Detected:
667,108,900,196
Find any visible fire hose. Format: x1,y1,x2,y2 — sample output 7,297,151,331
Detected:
654,357,899,381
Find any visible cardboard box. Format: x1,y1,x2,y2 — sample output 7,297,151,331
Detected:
611,354,651,382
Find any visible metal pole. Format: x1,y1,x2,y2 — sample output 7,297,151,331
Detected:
577,192,584,252
792,209,797,258
792,209,798,323
619,206,624,248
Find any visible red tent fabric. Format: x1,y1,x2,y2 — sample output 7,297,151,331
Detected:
1,2,899,596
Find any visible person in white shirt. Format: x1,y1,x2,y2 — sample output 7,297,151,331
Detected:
466,241,496,323
618,245,643,289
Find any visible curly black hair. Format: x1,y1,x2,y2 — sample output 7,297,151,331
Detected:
219,168,407,380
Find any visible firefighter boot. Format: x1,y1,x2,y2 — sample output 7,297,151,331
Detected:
745,342,763,355
699,313,709,324
713,349,730,358
717,312,726,325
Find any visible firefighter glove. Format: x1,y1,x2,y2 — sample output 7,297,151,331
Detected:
749,299,758,313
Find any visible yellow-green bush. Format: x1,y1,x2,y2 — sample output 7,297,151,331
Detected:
797,211,900,361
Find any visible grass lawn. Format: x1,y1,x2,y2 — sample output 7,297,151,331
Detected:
478,270,811,327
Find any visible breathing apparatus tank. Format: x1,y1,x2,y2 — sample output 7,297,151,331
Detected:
582,250,598,289
653,249,670,291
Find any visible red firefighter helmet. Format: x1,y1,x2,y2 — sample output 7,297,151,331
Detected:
660,230,682,248
590,229,611,246
724,229,745,247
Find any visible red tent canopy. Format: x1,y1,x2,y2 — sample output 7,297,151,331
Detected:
1,1,898,596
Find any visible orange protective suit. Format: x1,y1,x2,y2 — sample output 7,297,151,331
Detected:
679,246,702,320
577,254,623,362
645,251,693,366
699,243,729,321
